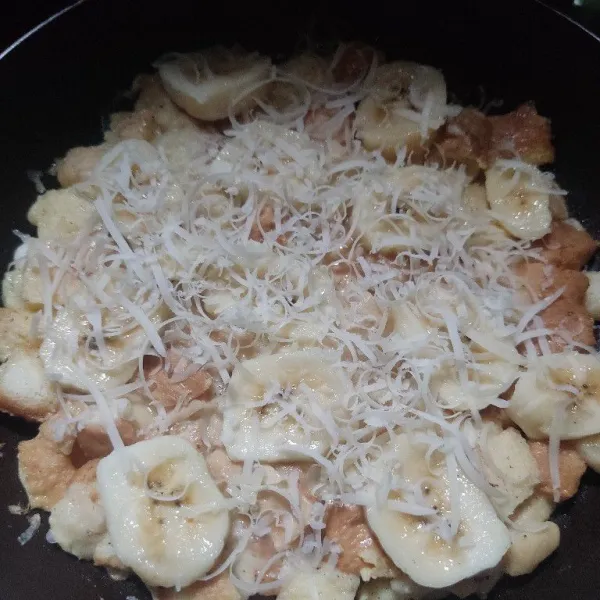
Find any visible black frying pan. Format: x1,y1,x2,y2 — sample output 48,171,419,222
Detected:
1,1,600,598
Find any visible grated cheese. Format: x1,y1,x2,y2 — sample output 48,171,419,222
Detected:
13,43,590,593
17,513,41,546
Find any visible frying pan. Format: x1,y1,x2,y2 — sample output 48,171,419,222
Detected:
1,0,600,598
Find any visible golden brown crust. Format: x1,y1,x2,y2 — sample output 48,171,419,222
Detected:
145,354,213,409
249,203,276,242
75,419,138,460
324,504,398,578
515,262,595,350
534,221,599,271
431,108,492,174
17,425,78,510
489,103,555,166
541,301,595,352
528,441,586,501
431,103,554,173
71,458,100,486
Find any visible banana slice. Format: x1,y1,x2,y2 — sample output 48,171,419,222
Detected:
356,96,423,161
414,273,482,330
506,351,600,440
390,301,432,339
39,308,137,392
96,436,230,588
356,62,448,160
353,166,462,254
365,434,510,589
277,268,338,345
431,360,518,412
221,349,350,462
485,164,552,241
281,53,331,87
39,301,171,392
157,47,272,121
388,301,441,359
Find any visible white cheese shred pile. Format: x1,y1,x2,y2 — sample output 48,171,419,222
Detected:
13,45,581,593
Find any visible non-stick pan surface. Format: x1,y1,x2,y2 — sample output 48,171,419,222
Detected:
1,1,600,598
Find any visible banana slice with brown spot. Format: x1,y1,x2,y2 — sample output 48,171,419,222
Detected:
157,47,272,121
356,62,449,161
485,163,552,241
221,349,350,462
97,436,230,588
365,434,510,589
506,351,600,440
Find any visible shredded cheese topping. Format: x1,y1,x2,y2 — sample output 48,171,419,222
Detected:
9,44,591,595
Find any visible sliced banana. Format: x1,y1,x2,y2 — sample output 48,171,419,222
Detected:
431,359,518,412
39,299,170,393
221,349,350,462
356,96,423,161
96,436,230,588
413,272,483,330
157,47,272,121
353,166,463,254
585,271,600,320
3,259,43,311
281,53,331,87
485,163,552,241
506,351,600,440
390,301,433,339
365,434,510,589
388,301,440,359
277,268,338,346
39,307,137,392
356,62,448,160
203,287,246,320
